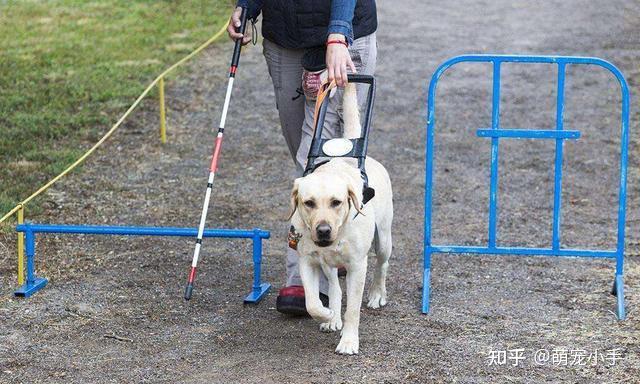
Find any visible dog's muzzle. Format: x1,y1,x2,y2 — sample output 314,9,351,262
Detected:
315,223,333,246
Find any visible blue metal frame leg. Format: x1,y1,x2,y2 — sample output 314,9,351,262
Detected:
15,277,48,297
244,283,271,303
14,229,48,297
613,275,625,320
244,229,271,303
422,267,431,314
422,245,432,314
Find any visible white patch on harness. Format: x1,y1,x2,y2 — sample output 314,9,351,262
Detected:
323,138,353,157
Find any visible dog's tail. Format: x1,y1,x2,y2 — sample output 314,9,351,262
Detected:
343,82,361,139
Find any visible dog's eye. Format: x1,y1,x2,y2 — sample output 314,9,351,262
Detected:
303,200,316,209
331,199,342,208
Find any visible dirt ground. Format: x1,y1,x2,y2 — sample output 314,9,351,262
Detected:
1,0,639,383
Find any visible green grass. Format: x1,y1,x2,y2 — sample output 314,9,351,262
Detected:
0,0,231,219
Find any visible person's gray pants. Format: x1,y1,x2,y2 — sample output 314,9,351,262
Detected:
262,33,377,293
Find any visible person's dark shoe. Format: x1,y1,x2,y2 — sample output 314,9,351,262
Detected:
276,285,329,316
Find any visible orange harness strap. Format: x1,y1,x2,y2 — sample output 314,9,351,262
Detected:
311,80,337,136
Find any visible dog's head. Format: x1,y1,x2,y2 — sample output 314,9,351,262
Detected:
288,164,364,247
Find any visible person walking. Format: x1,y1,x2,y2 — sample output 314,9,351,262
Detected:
227,0,377,314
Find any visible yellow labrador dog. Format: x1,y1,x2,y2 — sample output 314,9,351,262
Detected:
288,83,393,355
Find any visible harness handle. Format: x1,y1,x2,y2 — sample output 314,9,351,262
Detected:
304,75,377,205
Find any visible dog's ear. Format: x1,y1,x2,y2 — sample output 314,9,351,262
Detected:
287,179,300,220
348,185,365,217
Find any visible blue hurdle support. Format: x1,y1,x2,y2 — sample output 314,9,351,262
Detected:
244,229,271,303
14,228,48,297
14,223,271,302
423,55,630,320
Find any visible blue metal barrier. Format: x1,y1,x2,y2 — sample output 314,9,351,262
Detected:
14,223,271,303
423,55,630,320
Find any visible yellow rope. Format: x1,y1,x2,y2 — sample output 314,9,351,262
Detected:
0,22,229,224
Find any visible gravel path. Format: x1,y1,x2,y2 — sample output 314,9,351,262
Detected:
1,1,639,382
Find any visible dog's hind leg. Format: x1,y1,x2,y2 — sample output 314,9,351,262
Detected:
367,224,391,309
319,265,343,332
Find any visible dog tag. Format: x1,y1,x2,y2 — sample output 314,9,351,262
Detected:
322,138,353,157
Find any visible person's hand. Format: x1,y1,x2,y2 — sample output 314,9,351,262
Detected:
326,34,356,87
227,7,251,45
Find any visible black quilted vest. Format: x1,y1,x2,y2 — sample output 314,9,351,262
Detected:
260,0,377,49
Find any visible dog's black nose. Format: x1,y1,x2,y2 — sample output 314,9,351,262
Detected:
316,223,332,240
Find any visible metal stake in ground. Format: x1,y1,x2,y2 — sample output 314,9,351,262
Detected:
184,8,248,300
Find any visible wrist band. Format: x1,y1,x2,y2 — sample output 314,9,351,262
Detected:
326,39,348,48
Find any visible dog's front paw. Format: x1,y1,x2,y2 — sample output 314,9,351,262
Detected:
320,315,342,333
335,335,359,355
367,290,387,309
308,306,333,323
